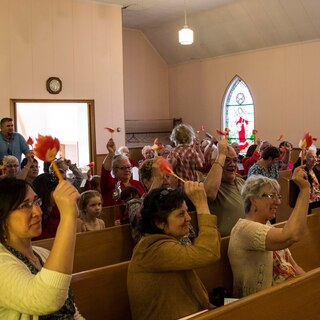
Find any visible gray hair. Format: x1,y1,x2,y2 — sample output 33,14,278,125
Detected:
241,175,280,213
3,155,19,166
111,154,130,176
170,124,195,145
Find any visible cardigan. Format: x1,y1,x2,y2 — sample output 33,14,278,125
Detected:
127,214,220,320
0,244,72,319
228,219,273,297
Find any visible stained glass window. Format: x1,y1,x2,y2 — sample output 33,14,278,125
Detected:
223,76,255,153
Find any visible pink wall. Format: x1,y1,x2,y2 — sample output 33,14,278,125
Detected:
169,41,320,147
123,29,170,120
0,0,125,154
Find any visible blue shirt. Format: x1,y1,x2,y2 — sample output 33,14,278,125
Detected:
0,132,29,164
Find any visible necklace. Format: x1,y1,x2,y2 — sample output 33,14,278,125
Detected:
27,255,39,266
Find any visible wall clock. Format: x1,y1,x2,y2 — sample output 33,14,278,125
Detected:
46,77,62,94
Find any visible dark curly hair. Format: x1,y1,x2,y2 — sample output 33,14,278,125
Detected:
139,187,184,235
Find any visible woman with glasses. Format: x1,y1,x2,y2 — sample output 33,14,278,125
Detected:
20,156,39,184
127,181,220,320
228,166,310,298
100,138,145,206
1,155,20,177
0,177,85,319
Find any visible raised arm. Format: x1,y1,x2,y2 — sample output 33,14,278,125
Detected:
44,180,80,274
17,153,33,180
265,166,310,251
102,138,116,171
204,139,229,199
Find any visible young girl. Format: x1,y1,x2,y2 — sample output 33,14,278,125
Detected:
77,190,105,232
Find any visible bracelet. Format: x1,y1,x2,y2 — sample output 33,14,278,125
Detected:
214,162,224,169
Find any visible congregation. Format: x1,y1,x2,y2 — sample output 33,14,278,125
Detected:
0,116,319,319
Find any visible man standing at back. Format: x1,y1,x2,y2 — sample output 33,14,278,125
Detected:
204,139,245,237
0,117,30,165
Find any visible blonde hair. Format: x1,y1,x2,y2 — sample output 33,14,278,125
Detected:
78,190,102,219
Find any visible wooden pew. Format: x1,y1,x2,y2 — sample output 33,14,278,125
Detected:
72,261,131,320
100,204,126,227
192,267,320,320
33,210,320,276
71,212,320,320
33,224,134,273
276,169,293,223
282,211,320,271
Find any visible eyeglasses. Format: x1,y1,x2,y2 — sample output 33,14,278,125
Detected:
30,165,40,169
261,193,282,200
6,164,19,168
225,157,238,164
17,198,42,211
116,166,132,171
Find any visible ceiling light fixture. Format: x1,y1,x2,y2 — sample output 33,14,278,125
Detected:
179,0,193,45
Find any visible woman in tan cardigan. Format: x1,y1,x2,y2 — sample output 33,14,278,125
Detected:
127,181,220,320
228,166,309,298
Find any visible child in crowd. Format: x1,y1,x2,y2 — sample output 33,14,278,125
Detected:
77,190,105,232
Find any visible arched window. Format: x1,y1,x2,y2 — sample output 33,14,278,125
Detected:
222,76,255,153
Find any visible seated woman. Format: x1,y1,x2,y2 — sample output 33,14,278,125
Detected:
1,155,20,178
0,177,84,318
100,138,145,206
228,166,309,298
77,190,105,232
2,154,37,181
126,158,190,244
20,156,39,185
278,141,293,170
248,146,281,179
127,181,220,320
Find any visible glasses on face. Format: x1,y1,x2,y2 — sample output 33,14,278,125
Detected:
116,166,132,171
6,164,19,168
30,165,40,169
17,197,42,211
225,157,238,164
261,193,282,200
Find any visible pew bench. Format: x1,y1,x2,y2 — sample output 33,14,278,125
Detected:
100,205,126,227
72,261,131,320
192,267,320,320
33,224,134,273
71,212,320,320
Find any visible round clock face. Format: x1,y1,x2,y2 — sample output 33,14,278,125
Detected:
46,77,62,94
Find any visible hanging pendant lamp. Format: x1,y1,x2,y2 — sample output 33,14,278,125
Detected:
179,0,193,45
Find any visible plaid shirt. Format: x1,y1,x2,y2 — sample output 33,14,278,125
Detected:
168,145,203,181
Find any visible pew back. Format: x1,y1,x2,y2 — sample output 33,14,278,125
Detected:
72,261,131,320
33,224,134,273
283,212,320,271
71,212,320,320
276,169,293,223
193,267,320,320
100,205,126,227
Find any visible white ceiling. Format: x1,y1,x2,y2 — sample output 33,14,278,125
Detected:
94,0,320,65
